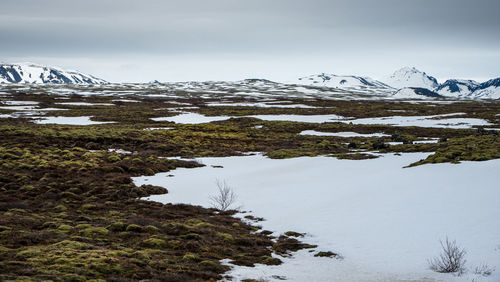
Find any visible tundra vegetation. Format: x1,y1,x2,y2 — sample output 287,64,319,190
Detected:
0,88,499,280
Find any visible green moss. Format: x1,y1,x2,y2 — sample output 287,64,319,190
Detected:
284,231,304,238
217,232,235,243
107,222,127,232
260,255,281,265
56,224,73,234
20,185,35,192
199,260,224,272
266,149,318,159
52,240,92,250
125,224,143,232
81,203,97,210
41,221,58,229
182,252,200,262
314,251,340,258
16,247,44,258
145,225,159,233
79,227,109,237
142,238,166,248
186,219,214,228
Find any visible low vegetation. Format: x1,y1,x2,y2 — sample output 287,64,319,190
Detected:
1,89,499,280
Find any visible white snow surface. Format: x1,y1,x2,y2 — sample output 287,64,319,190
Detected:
55,102,114,106
473,86,500,100
300,130,390,138
133,153,500,282
153,112,491,129
288,73,394,95
206,102,318,108
151,112,346,124
248,114,346,123
33,116,114,125
345,113,492,129
151,113,230,124
392,88,429,99
1,100,40,105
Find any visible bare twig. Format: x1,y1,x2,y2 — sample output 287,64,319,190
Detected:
209,179,238,211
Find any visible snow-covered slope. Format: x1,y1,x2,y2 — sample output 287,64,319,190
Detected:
383,67,439,90
291,73,394,95
392,87,443,99
435,79,479,97
0,63,107,84
472,78,500,99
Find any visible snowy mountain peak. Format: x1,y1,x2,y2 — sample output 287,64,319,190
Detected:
0,63,108,84
384,67,439,90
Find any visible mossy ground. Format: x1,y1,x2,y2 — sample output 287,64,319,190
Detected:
0,90,499,280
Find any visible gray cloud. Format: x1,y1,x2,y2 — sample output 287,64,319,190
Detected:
1,0,499,82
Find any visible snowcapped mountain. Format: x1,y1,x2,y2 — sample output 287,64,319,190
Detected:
0,63,107,84
435,79,479,97
289,69,499,99
472,78,500,99
291,73,394,95
383,67,439,90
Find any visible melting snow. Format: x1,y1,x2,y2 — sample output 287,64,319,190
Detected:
300,130,390,138
151,113,230,124
33,116,114,125
343,113,491,129
133,154,500,282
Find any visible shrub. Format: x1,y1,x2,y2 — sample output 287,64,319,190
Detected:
473,263,495,277
428,237,467,276
209,179,238,211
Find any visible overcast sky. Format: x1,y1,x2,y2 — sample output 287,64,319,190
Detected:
1,0,499,82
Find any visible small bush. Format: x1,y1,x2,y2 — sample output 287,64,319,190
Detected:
209,179,238,211
473,263,495,277
428,237,467,276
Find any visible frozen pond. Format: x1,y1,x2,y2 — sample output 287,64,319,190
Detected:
33,116,114,125
300,130,390,138
133,154,500,282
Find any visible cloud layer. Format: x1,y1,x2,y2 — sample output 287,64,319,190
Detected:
1,0,499,82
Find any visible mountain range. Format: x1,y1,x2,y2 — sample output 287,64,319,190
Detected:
292,67,500,100
0,63,107,84
1,63,499,100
